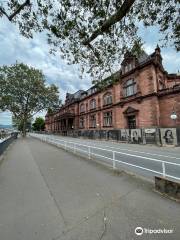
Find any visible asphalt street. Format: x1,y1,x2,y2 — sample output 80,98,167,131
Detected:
0,137,180,240
32,133,180,182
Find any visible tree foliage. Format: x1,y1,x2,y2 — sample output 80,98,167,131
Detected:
12,116,32,131
0,0,179,80
32,117,45,131
0,62,59,136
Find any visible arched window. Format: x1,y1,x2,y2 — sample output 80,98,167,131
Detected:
158,76,165,90
103,111,112,126
80,103,85,113
123,79,137,97
103,92,112,106
90,99,96,110
125,65,128,73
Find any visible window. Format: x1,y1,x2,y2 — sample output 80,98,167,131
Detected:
128,63,132,71
125,65,128,73
79,117,84,128
80,103,85,113
90,99,96,110
124,79,136,97
159,81,164,90
158,77,165,90
87,88,97,95
103,111,112,127
103,93,112,106
123,61,135,74
87,89,91,95
91,88,96,94
90,114,96,128
127,115,136,129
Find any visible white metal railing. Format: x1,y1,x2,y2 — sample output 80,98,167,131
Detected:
29,133,180,182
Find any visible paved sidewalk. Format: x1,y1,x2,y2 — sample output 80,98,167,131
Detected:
0,137,179,240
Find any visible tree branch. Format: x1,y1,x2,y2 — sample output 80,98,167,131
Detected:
86,42,102,63
31,109,44,117
83,0,135,45
0,0,31,21
76,28,102,63
0,6,9,19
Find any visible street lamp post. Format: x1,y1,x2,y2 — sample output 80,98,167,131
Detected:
170,111,177,126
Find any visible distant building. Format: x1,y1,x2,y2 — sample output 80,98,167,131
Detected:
45,46,180,142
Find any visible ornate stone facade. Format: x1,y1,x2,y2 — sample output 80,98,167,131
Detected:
45,47,180,137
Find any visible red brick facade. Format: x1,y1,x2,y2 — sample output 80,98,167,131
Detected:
45,47,180,134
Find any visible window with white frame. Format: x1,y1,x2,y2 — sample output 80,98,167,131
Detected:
90,99,96,109
125,65,128,73
123,79,137,97
103,93,112,106
103,111,112,126
80,103,85,113
90,114,96,128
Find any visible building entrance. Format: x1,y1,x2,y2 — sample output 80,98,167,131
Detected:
127,115,136,129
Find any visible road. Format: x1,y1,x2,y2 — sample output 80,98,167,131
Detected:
0,137,180,240
31,133,180,182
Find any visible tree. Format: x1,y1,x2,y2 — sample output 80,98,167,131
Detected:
0,62,59,137
32,117,45,131
12,116,32,131
0,1,179,80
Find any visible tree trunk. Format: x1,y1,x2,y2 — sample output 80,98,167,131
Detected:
22,118,27,137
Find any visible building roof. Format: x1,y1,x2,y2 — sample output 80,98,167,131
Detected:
138,51,150,64
47,47,173,115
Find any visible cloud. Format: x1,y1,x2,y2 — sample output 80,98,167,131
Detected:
143,43,180,73
0,17,91,100
138,24,180,73
0,17,91,124
162,52,180,73
0,18,179,125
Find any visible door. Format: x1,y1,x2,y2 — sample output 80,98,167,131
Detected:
127,115,136,129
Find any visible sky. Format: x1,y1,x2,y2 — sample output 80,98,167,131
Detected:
0,16,180,125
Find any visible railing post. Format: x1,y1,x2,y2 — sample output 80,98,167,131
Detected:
88,146,91,159
74,143,76,153
162,161,166,178
65,141,67,151
113,151,116,169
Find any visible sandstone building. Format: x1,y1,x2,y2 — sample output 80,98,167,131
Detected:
45,46,180,145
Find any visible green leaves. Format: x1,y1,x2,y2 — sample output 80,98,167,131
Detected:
0,0,179,81
0,62,59,135
32,117,45,131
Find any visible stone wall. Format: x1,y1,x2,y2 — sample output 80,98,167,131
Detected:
155,176,180,200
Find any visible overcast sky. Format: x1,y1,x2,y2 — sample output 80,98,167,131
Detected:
0,17,180,125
